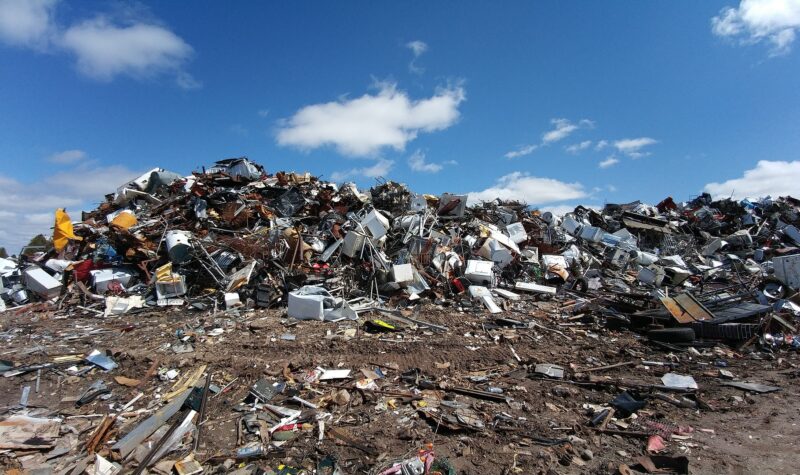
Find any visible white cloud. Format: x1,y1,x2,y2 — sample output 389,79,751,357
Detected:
599,157,619,168
565,140,592,154
712,0,800,55
406,40,428,57
330,159,394,182
613,137,658,158
703,160,800,199
542,118,580,144
61,18,194,82
407,150,443,173
607,184,618,192
595,139,609,150
0,0,57,48
175,71,202,90
538,204,578,216
0,163,143,252
46,149,87,164
467,172,587,205
276,82,465,157
0,1,199,88
257,109,270,118
506,118,594,158
540,118,594,144
504,144,538,159
406,40,428,74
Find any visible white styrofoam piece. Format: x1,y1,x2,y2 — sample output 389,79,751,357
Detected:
392,263,414,283
514,282,557,294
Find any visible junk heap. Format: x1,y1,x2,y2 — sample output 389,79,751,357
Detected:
1,157,800,474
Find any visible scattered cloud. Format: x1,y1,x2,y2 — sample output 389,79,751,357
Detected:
406,40,428,57
565,140,592,154
0,162,144,252
613,137,658,158
175,71,202,90
504,144,538,159
542,118,581,144
46,149,87,164
0,0,57,49
0,0,199,88
407,150,443,173
468,171,587,205
330,159,394,182
595,140,609,151
607,184,618,192
257,109,270,118
703,159,800,199
276,81,466,157
406,40,428,74
61,18,195,84
506,118,595,158
599,157,619,168
711,0,800,55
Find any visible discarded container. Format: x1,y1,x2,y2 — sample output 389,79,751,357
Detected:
165,230,192,264
464,260,495,287
773,255,800,289
438,193,467,217
23,267,62,299
288,286,356,321
91,268,135,293
361,209,390,240
392,263,414,284
341,231,367,258
224,292,242,309
479,239,513,268
506,222,527,244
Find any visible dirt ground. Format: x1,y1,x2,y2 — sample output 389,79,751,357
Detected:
1,301,799,475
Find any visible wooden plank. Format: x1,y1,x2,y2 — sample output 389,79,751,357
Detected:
660,293,713,323
674,294,713,321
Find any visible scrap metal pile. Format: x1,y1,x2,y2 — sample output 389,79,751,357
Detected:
2,157,800,474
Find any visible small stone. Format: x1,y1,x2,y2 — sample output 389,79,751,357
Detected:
568,435,587,446
333,389,350,406
581,449,594,461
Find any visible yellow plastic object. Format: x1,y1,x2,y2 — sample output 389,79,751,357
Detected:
155,262,173,282
110,211,137,230
372,319,396,330
53,208,82,251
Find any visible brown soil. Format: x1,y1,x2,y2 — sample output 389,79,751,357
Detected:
1,303,799,474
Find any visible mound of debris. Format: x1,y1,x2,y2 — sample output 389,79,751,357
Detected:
1,157,800,474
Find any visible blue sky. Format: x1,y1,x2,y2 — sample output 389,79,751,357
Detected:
1,0,800,252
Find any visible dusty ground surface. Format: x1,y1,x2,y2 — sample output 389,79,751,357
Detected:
1,301,799,475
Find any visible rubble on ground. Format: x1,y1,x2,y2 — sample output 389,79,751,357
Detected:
2,157,800,474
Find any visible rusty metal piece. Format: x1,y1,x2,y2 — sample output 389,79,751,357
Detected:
660,293,713,323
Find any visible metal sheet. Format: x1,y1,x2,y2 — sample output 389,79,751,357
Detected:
112,389,191,457
710,302,771,324
660,293,713,324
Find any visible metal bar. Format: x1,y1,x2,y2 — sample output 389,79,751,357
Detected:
112,389,191,457
131,409,188,475
192,371,212,451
